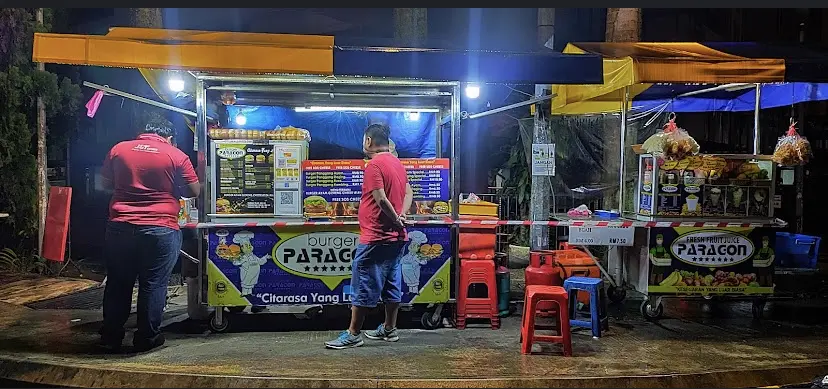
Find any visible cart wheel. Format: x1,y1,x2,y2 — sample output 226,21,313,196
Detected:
608,286,627,303
639,299,664,321
421,311,442,330
208,311,230,333
227,306,245,314
751,300,766,320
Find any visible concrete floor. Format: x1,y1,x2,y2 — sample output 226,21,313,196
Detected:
0,296,827,388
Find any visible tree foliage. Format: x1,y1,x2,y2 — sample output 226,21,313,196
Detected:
0,8,81,259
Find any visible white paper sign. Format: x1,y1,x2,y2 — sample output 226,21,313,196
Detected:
531,143,555,176
568,226,634,246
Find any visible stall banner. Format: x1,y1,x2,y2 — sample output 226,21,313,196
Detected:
301,158,450,217
647,226,775,295
207,225,452,306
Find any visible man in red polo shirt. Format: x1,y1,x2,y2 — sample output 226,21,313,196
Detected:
326,123,413,349
99,115,200,352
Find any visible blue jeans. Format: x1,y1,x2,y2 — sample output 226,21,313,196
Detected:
350,242,405,308
101,222,181,345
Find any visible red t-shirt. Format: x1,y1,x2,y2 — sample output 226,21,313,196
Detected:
358,152,409,244
102,133,198,230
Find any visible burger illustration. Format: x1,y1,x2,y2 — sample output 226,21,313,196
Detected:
303,195,329,216
216,198,232,214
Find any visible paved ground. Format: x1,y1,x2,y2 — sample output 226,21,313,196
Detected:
0,294,827,388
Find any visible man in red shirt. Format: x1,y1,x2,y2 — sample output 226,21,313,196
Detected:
326,124,413,349
99,116,200,352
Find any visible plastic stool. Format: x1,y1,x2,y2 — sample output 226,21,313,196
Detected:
456,259,499,330
521,285,572,356
563,276,609,338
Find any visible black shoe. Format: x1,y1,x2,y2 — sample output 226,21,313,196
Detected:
97,338,123,353
133,334,166,353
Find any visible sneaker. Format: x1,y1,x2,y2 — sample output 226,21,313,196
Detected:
364,324,399,342
325,330,364,349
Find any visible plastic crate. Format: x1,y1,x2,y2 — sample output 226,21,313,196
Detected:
776,232,821,269
459,201,499,217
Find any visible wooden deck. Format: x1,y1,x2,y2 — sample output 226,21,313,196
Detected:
0,272,100,306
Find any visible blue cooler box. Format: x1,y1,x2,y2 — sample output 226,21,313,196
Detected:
775,232,821,269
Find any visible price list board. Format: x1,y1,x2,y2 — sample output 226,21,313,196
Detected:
300,158,451,217
214,143,275,215
301,160,365,217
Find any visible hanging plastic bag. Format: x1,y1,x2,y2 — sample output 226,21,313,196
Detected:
772,120,812,166
641,113,700,160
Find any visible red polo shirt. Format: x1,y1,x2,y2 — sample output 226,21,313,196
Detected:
358,152,408,244
102,133,198,230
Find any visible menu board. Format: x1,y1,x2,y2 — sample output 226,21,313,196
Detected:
214,143,275,214
302,160,364,217
401,159,451,214
301,158,450,217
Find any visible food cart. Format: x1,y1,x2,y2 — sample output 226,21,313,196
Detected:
32,27,604,332
549,42,827,320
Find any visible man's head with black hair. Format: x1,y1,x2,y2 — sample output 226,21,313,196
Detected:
363,123,391,157
142,112,175,144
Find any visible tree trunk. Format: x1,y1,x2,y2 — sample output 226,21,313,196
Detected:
129,8,163,29
36,8,47,257
393,8,427,47
605,8,641,42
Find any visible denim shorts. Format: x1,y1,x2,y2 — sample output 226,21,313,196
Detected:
350,242,405,308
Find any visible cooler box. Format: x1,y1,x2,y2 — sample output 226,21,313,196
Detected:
776,232,821,269
459,215,498,260
552,249,600,305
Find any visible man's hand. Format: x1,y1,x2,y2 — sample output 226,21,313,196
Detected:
397,213,413,228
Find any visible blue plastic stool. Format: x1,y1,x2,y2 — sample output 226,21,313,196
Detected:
563,276,609,338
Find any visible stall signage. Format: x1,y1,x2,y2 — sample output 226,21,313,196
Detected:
646,227,775,296
214,143,275,215
274,231,359,278
670,230,754,267
568,226,634,246
301,158,450,216
207,226,452,307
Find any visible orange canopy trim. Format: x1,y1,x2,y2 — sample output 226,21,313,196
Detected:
551,42,786,114
567,42,785,84
32,28,334,75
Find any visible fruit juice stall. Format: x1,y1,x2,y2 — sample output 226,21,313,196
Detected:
31,27,604,332
549,42,824,320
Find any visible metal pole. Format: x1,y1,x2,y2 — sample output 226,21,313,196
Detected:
36,8,47,257
530,84,552,251
188,78,209,320
450,84,460,300
618,86,629,212
753,83,761,155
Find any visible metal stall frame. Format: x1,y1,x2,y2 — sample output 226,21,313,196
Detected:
615,82,789,322
189,73,461,331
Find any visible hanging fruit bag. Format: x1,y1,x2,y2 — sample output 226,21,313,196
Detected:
772,120,812,166
641,113,700,160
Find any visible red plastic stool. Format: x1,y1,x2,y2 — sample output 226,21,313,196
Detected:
521,285,572,356
456,259,499,330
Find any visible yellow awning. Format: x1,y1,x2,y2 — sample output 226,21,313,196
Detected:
32,28,334,75
551,42,786,115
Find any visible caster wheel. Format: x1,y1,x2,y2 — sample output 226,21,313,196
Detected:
608,286,627,303
227,306,245,314
208,311,230,333
421,311,442,330
639,300,664,321
752,300,766,320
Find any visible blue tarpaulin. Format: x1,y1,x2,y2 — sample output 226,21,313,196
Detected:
631,82,828,113
225,105,444,159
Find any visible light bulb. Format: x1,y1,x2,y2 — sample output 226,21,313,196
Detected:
234,114,247,126
465,84,480,99
168,78,185,92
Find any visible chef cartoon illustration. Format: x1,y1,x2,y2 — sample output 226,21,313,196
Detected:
401,231,429,295
231,231,270,297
